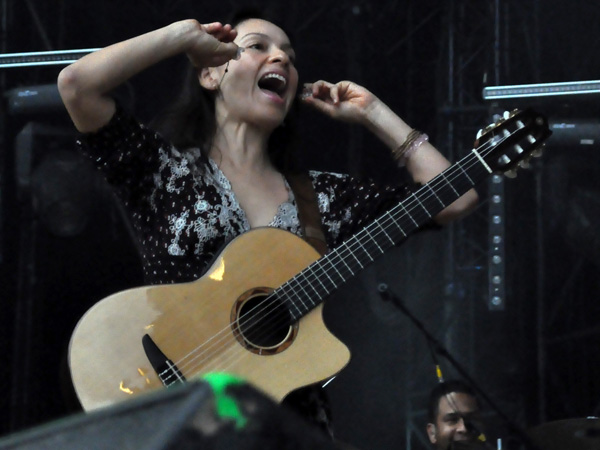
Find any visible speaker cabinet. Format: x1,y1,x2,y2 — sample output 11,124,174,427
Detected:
0,380,345,449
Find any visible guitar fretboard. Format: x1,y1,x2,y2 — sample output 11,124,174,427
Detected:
277,150,488,321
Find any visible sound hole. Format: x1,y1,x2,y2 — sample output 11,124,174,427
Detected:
237,292,294,350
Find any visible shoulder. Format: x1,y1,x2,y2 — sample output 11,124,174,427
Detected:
308,169,351,189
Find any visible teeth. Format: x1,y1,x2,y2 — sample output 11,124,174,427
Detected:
262,73,286,87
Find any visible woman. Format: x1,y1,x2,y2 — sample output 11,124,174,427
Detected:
58,12,477,438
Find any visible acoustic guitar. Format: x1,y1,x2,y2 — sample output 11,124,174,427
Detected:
69,109,551,411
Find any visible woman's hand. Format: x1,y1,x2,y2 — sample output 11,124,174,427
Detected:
300,80,380,125
186,21,241,69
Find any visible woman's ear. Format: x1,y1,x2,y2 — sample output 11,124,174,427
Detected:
199,67,219,91
426,423,437,444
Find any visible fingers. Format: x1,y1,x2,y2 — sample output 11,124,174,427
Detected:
188,22,241,68
302,80,340,105
203,22,238,43
301,81,337,117
301,80,373,124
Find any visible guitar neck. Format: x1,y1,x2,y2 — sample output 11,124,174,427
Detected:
278,150,488,321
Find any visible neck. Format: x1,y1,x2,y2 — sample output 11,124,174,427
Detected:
210,101,285,173
210,122,274,174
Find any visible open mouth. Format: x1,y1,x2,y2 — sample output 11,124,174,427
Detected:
258,73,288,98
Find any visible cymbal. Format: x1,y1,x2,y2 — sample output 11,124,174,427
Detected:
528,417,600,450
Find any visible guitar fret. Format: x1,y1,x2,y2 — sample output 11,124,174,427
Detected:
342,241,365,268
414,195,432,218
400,203,419,227
376,220,396,245
458,163,476,185
389,214,407,237
327,262,344,289
365,228,385,253
304,276,322,304
356,238,375,262
336,251,356,276
319,259,339,290
284,289,303,318
426,184,446,208
294,275,316,310
441,173,460,197
312,265,332,295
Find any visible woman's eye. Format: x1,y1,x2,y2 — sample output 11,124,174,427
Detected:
248,43,265,50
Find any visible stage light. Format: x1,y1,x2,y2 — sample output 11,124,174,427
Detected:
0,49,99,68
482,80,600,100
488,170,505,311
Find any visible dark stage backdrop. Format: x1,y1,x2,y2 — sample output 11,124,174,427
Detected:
2,1,600,450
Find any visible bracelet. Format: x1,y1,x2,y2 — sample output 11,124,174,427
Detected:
393,129,429,166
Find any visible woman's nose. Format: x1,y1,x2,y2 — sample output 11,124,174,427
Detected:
268,48,289,64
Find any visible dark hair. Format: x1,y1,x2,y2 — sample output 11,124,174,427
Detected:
151,7,300,173
427,380,479,423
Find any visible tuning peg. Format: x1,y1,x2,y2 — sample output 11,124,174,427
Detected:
476,128,484,139
504,169,518,178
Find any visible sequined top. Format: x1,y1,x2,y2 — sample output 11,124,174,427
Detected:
77,106,413,286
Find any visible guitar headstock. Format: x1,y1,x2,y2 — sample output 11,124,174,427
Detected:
474,109,552,177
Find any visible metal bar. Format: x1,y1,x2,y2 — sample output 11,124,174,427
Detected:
483,80,600,100
0,48,100,68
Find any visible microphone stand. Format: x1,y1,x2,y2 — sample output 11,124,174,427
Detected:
376,283,541,450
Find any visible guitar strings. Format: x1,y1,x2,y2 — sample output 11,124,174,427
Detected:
160,132,511,385
159,129,520,384
158,124,532,385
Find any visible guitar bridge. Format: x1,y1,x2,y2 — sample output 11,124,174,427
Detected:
142,334,186,387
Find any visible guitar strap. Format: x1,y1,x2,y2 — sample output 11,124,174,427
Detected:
285,172,328,257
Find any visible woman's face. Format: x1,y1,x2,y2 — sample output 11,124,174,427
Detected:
214,18,298,131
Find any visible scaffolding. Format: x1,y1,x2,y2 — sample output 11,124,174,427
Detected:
3,0,600,446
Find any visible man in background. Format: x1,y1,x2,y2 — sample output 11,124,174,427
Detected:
426,380,487,449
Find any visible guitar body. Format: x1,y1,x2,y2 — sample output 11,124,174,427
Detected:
69,227,351,411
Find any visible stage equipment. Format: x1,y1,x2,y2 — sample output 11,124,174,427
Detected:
9,120,143,431
5,84,65,115
483,79,600,147
483,79,600,420
0,378,345,449
483,79,600,311
377,283,541,450
0,49,99,69
528,417,600,450
482,80,600,100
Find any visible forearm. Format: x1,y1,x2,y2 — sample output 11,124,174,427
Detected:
58,20,201,132
363,100,479,223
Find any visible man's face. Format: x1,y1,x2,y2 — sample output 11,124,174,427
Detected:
427,392,483,449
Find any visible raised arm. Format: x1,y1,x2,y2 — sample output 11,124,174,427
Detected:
57,20,239,133
301,80,479,224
